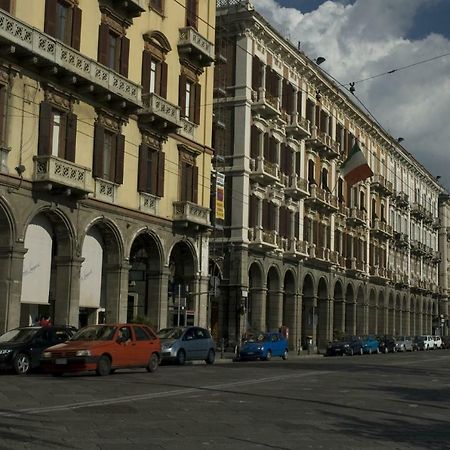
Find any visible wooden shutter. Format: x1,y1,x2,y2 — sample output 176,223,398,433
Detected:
98,23,109,65
249,195,257,227
115,133,125,184
0,0,10,12
194,82,201,124
186,0,197,28
192,165,198,204
156,151,165,197
71,6,82,50
44,0,57,37
252,56,261,90
38,102,53,156
160,61,168,99
65,112,77,162
0,86,6,144
179,74,186,116
250,126,259,159
294,212,300,239
120,36,130,77
92,123,104,178
138,144,148,192
149,151,157,194
181,163,189,201
141,51,151,94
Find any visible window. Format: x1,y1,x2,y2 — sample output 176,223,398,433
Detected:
93,122,125,184
98,23,130,76
142,51,168,98
186,0,198,29
0,0,11,12
45,0,82,50
134,326,151,341
179,147,198,203
150,0,164,14
38,101,77,162
321,168,328,191
307,160,315,185
138,142,165,197
179,73,201,124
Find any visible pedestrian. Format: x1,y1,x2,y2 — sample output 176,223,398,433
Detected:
39,316,51,327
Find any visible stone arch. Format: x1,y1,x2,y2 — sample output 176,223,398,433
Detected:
248,261,264,331
266,265,282,331
316,277,330,351
283,269,296,349
301,273,316,349
333,279,344,339
368,288,377,334
143,30,172,52
377,290,386,335
356,285,366,335
0,197,15,246
395,293,402,335
345,283,355,335
388,292,395,335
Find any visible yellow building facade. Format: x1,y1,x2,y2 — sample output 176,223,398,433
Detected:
0,0,216,332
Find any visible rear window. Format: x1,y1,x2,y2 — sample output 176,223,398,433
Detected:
134,326,153,341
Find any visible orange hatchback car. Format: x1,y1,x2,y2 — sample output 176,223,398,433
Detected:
41,324,160,376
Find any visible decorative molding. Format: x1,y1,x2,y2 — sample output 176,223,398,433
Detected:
96,111,121,132
44,86,72,111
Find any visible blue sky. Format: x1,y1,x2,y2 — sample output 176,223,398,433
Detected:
257,0,450,190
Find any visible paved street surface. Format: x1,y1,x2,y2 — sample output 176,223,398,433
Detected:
0,350,450,450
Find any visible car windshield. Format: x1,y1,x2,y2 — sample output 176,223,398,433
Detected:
244,333,269,343
157,328,184,340
414,336,424,342
70,326,116,341
0,328,40,343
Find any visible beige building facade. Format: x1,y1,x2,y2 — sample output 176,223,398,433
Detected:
0,0,216,332
212,0,445,351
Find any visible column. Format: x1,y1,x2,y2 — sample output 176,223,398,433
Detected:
146,266,170,330
333,299,345,337
317,297,331,351
267,289,283,331
53,256,84,328
104,261,131,323
283,291,298,351
302,296,317,350
257,197,263,228
196,275,209,328
250,285,267,331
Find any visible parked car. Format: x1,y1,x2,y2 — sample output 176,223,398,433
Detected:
157,326,216,365
238,331,288,361
41,324,160,376
360,335,380,354
441,336,450,349
377,335,397,353
0,326,76,375
326,336,363,356
413,335,426,351
395,336,413,352
433,336,442,349
422,335,435,350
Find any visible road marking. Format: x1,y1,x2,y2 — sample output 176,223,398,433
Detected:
0,370,329,417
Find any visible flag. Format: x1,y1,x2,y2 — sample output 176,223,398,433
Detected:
339,141,373,186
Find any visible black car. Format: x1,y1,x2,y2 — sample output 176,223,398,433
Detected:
377,335,396,353
0,326,76,374
326,336,363,356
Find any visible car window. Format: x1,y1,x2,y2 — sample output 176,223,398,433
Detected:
157,328,184,339
134,326,152,341
184,328,195,340
119,327,131,341
71,325,116,341
52,329,71,343
271,334,279,342
195,328,207,339
0,328,39,343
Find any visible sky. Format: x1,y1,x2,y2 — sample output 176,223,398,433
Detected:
254,0,450,191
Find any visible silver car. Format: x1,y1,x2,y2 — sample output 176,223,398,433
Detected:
395,336,413,352
157,326,216,365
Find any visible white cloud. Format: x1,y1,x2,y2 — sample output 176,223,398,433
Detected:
256,0,450,189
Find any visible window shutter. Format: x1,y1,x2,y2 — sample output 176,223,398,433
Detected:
186,0,197,28
250,126,259,159
181,163,190,202
249,195,256,228
179,74,186,116
115,133,125,184
252,56,261,90
120,36,130,77
65,112,77,162
160,61,168,99
38,102,52,156
98,23,109,65
71,6,82,51
156,151,165,197
44,0,57,37
138,144,148,192
194,82,201,124
192,165,198,204
141,51,151,94
0,0,10,12
149,151,158,194
93,123,105,178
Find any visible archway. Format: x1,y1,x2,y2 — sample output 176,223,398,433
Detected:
333,280,344,339
248,262,264,332
377,291,386,335
395,293,401,335
316,277,330,351
282,270,296,350
388,293,395,334
368,289,377,334
401,295,408,335
345,283,355,335
410,295,416,335
266,266,281,331
301,274,315,349
356,285,366,335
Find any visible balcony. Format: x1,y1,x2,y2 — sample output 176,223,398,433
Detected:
410,203,427,220
251,88,280,118
306,127,339,159
346,257,366,276
138,93,182,133
110,0,146,18
432,217,440,230
346,207,367,228
370,175,393,196
369,266,390,283
33,155,92,196
393,231,409,248
393,191,409,209
283,238,309,260
248,227,279,252
178,27,215,68
283,174,309,199
285,113,311,139
0,10,141,111
370,219,393,240
308,245,333,266
304,184,338,212
394,272,409,288
172,201,211,231
410,239,426,257
249,157,279,186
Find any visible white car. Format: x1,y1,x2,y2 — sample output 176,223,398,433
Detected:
433,336,442,349
422,335,435,350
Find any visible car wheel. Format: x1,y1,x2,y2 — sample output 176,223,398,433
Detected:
14,353,31,375
282,349,288,360
96,355,111,376
176,349,186,366
205,349,215,365
146,353,159,373
349,348,354,356
265,350,272,361
376,347,381,354
384,347,388,354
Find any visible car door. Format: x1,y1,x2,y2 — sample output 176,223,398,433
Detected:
182,327,197,360
29,328,54,367
271,333,282,356
112,326,133,367
194,327,210,360
132,326,158,366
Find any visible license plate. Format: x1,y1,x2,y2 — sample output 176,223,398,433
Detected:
55,358,67,365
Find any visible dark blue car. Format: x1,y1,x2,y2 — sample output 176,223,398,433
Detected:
238,332,288,361
326,336,363,356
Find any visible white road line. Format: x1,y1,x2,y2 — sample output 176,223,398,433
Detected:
0,370,329,418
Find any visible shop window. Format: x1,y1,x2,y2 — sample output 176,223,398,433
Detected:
45,0,82,50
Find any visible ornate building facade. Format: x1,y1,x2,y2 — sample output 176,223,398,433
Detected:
212,0,445,351
0,0,216,332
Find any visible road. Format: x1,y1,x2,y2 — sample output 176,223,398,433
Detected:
0,350,450,450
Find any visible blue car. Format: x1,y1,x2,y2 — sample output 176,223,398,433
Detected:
238,332,288,361
360,335,380,354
